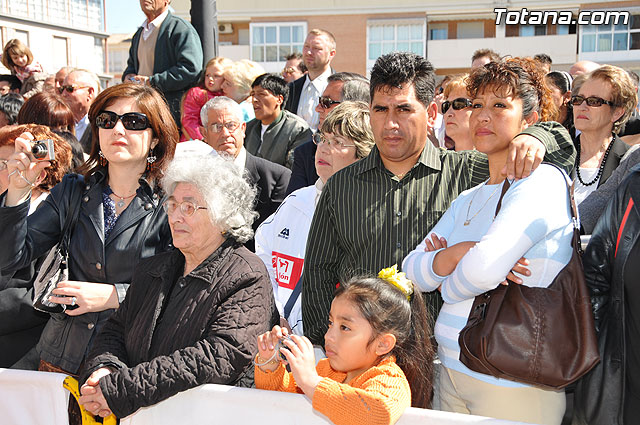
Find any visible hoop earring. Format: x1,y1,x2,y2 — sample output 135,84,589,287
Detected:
145,149,157,173
98,150,107,167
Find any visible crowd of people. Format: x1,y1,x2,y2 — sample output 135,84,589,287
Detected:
1,1,639,425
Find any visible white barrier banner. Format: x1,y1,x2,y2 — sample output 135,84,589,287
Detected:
0,368,69,425
0,369,528,425
122,383,528,425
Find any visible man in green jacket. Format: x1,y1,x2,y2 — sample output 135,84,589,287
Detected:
124,0,203,128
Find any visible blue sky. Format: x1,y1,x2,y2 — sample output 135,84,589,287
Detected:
105,0,146,34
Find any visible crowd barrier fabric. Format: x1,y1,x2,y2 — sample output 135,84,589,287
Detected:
0,369,530,425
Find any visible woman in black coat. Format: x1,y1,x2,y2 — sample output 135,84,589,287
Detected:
574,165,640,425
0,83,177,375
78,153,278,419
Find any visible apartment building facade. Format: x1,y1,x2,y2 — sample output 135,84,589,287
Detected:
0,0,107,82
170,0,639,76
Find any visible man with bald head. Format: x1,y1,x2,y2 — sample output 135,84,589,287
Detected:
61,69,101,151
55,66,73,92
569,60,600,77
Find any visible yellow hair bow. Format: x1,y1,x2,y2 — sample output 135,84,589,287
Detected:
378,264,414,301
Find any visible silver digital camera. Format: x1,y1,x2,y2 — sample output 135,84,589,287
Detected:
31,139,56,161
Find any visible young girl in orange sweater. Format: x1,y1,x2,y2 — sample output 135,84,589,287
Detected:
255,266,434,425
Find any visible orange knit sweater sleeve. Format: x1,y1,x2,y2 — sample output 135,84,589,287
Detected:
254,361,304,394
311,357,411,425
255,357,410,425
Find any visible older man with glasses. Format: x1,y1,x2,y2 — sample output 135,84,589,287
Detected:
199,96,291,250
60,69,101,152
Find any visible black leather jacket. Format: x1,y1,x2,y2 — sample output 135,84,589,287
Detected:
0,171,172,373
573,164,640,424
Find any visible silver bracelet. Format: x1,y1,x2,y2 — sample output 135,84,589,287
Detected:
254,351,279,368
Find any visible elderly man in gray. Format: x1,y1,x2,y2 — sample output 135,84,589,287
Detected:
60,69,101,152
199,96,290,250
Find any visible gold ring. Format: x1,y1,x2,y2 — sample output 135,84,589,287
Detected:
525,150,533,158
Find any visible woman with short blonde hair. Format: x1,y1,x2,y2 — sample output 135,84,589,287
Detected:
221,60,265,122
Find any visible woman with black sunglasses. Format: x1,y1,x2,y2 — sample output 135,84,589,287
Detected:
571,65,637,206
0,83,177,421
441,74,474,151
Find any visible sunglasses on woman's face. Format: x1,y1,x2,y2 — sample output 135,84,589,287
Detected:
570,95,615,107
95,111,151,131
441,98,473,114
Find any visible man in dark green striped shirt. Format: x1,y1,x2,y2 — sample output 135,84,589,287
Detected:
301,52,575,345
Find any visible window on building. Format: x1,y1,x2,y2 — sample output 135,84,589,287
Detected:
94,37,105,74
457,22,484,39
367,20,425,64
13,30,29,46
52,36,69,71
429,23,448,40
520,25,547,37
49,0,68,25
8,0,27,18
581,13,640,52
250,22,306,63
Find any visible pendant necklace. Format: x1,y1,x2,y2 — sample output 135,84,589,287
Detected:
464,182,502,226
110,187,137,208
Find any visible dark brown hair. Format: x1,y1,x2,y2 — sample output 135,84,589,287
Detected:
334,276,434,408
77,82,178,182
466,57,557,122
471,48,500,63
17,92,76,133
0,123,72,191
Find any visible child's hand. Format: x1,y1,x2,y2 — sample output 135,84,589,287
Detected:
256,325,288,371
281,335,322,398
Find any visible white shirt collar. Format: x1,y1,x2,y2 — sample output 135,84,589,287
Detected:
141,9,169,40
75,115,90,140
233,146,247,169
305,67,332,92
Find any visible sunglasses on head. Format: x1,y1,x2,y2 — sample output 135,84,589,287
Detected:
441,98,473,114
58,85,91,94
318,96,341,109
95,111,151,131
570,95,615,107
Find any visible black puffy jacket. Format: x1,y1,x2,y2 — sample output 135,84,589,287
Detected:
0,171,172,373
573,164,640,424
82,241,279,418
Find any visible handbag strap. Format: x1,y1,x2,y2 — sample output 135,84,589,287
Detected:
59,177,83,254
283,279,302,320
493,164,581,251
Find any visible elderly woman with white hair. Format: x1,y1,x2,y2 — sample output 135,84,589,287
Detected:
77,153,279,420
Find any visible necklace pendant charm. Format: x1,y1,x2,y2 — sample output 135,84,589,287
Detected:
464,220,470,226
117,199,125,208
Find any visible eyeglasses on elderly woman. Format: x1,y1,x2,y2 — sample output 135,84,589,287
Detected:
570,95,616,108
312,132,356,149
95,111,151,131
163,199,208,217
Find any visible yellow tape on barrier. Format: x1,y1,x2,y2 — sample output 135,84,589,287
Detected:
63,376,117,425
